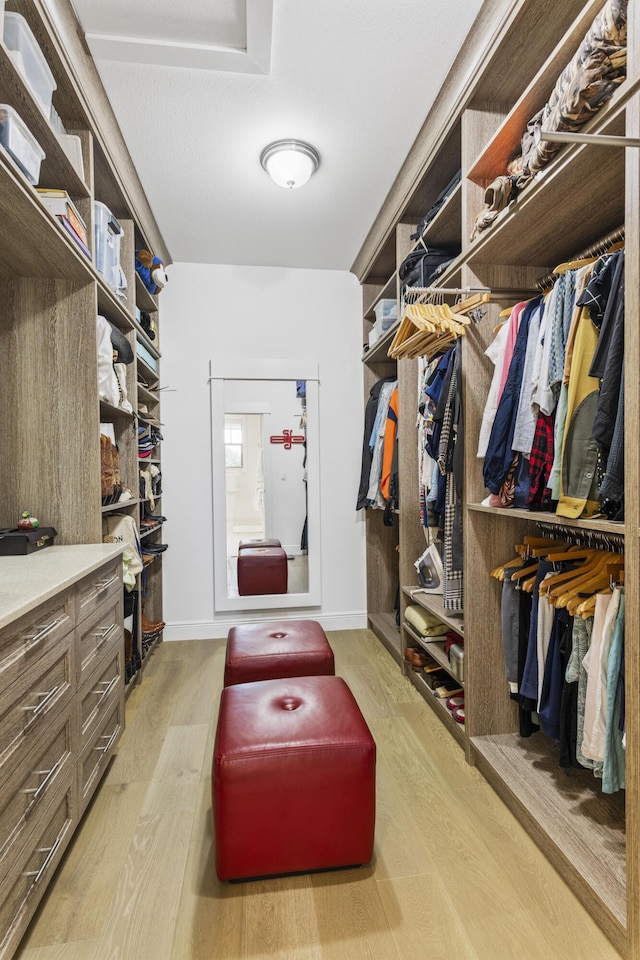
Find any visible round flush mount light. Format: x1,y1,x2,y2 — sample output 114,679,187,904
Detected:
260,139,320,189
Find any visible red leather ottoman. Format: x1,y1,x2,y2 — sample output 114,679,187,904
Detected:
224,619,334,686
238,538,281,551
212,675,376,881
237,546,288,596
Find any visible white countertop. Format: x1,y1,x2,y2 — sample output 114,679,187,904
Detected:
0,543,124,630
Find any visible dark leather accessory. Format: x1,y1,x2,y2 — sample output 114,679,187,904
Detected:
0,527,57,555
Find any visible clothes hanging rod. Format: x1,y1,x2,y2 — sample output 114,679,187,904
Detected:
535,520,624,550
534,226,624,292
538,129,640,149
403,286,490,295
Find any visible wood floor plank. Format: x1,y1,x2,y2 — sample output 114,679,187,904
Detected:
14,941,99,960
396,699,486,790
377,874,480,960
16,781,149,950
93,811,192,960
142,723,210,815
311,868,400,959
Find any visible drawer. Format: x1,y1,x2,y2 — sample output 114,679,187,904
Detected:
0,704,74,864
0,639,74,790
79,695,123,815
78,644,123,753
75,558,122,626
0,773,76,960
76,590,123,683
0,590,73,696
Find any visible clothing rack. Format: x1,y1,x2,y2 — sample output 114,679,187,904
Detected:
402,285,490,300
535,226,625,292
534,520,625,553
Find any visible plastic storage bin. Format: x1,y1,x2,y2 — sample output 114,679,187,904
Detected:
94,200,126,294
373,299,397,325
3,12,56,117
0,104,45,184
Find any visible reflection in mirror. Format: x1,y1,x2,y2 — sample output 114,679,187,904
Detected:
224,398,309,598
210,362,320,613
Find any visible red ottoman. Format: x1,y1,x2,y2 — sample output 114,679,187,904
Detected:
212,675,376,881
238,538,281,551
237,546,288,596
224,619,334,686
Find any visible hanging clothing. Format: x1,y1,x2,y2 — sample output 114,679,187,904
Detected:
380,387,399,501
356,377,396,510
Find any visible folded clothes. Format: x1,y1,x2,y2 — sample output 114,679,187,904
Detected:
404,604,449,637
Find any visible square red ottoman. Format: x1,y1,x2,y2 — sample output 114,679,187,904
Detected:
212,675,376,881
237,546,288,596
224,619,334,686
238,538,281,551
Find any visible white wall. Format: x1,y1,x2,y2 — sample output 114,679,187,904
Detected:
159,262,367,639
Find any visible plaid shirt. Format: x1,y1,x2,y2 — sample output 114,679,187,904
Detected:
527,412,554,509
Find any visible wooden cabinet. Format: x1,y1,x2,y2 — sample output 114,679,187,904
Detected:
0,545,123,960
354,0,638,954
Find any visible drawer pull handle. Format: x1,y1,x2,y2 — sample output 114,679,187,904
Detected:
24,836,62,884
94,676,118,700
95,574,119,592
93,622,118,647
22,761,61,811
24,617,66,647
23,685,61,720
93,729,118,755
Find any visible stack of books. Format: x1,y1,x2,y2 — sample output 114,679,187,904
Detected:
36,188,92,261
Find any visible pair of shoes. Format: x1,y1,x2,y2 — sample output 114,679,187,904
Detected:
445,695,464,711
404,647,429,670
143,513,167,523
143,542,168,554
452,706,465,724
142,612,165,633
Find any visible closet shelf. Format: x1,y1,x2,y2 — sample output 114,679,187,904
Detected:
467,0,614,186
135,273,159,314
132,315,160,354
402,621,464,688
402,586,464,635
467,107,626,270
411,180,462,250
97,278,135,329
405,667,465,746
101,498,142,514
368,612,401,664
0,43,89,200
471,733,626,951
364,275,396,321
99,400,134,420
137,384,159,405
362,322,399,365
467,503,625,537
0,159,93,279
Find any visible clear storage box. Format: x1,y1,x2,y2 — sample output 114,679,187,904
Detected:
94,200,126,294
3,12,56,117
373,298,397,325
0,104,45,184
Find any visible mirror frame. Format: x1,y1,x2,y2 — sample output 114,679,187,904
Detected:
209,358,321,611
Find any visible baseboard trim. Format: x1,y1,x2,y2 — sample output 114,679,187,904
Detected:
163,611,367,641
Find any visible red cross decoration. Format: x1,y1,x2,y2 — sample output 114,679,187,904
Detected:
270,429,305,450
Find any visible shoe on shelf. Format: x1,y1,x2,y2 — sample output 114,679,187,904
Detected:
452,706,465,724
142,611,165,633
445,695,465,711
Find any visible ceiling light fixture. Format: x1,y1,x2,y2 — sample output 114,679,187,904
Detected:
260,139,320,189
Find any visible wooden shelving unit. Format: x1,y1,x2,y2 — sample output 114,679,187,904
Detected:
354,0,638,955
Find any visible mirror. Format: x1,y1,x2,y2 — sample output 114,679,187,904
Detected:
210,359,321,612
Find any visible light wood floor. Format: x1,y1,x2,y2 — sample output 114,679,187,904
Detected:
15,630,622,960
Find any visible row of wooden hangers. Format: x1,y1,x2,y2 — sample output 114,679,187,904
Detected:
490,535,624,619
389,290,491,360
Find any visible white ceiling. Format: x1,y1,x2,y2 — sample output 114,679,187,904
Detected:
71,0,484,270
